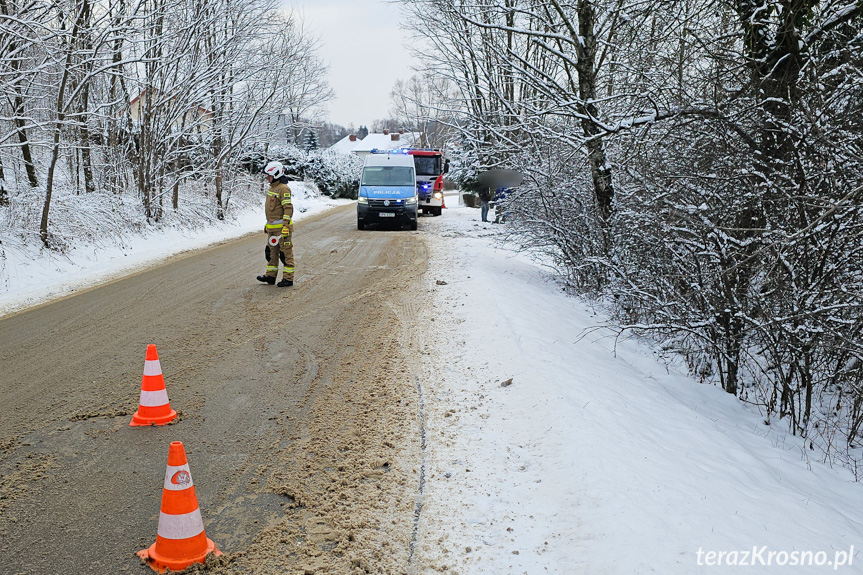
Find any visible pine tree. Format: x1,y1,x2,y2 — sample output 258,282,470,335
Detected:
304,129,319,151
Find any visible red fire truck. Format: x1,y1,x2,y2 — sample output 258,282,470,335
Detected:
407,149,449,216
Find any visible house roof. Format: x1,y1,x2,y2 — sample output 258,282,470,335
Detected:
330,134,360,154
351,132,419,153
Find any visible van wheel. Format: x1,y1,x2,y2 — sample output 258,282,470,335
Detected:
357,219,365,230
410,221,418,231
432,207,442,217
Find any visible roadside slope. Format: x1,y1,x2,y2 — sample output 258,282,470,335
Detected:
411,204,863,575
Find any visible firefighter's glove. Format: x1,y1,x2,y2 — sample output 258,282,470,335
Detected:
263,225,268,234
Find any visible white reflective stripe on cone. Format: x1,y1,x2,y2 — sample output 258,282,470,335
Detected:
157,510,205,539
138,388,170,407
143,359,162,376
163,463,194,490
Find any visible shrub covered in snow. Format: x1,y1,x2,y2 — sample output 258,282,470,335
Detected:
238,145,361,199
304,149,362,199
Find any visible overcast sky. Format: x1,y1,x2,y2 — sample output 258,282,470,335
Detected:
285,0,416,129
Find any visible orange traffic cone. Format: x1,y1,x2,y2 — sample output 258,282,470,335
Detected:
138,441,222,572
130,344,177,426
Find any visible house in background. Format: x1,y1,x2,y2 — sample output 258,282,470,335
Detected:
330,129,420,157
128,89,213,133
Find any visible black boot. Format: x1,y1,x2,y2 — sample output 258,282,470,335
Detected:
277,279,293,287
257,275,275,285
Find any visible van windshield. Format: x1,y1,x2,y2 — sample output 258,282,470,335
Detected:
361,166,415,187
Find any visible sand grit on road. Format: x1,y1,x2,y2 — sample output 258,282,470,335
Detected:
0,205,432,574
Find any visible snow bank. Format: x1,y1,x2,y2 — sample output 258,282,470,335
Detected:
414,198,862,574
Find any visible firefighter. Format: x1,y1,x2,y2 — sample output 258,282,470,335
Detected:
256,161,295,287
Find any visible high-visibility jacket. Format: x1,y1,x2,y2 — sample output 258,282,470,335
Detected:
265,181,293,235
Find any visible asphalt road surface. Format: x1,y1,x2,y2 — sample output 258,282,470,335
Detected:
0,204,429,574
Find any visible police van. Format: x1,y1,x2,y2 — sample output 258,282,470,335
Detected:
356,150,418,230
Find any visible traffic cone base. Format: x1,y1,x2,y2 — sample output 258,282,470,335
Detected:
130,408,177,426
130,344,177,426
137,537,221,573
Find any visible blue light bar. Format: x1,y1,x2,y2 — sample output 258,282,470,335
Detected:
369,148,411,155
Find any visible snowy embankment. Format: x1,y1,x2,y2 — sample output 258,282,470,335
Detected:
0,180,349,317
413,198,862,574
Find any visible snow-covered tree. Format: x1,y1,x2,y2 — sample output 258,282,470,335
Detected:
0,0,335,240
303,128,319,152
399,0,863,467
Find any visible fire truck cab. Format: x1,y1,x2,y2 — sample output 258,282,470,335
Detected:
407,149,449,216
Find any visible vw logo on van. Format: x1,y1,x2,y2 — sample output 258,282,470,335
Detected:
383,200,390,206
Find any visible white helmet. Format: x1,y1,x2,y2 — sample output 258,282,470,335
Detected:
264,160,284,179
